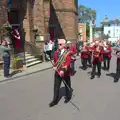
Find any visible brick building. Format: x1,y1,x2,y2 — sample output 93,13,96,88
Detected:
1,0,78,53
78,23,86,41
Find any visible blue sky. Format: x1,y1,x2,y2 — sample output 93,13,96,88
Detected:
78,0,120,26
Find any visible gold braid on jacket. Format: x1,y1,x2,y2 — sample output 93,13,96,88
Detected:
54,50,72,70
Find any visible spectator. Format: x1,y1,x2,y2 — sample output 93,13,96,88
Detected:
0,40,11,78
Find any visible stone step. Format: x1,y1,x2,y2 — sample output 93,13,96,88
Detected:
25,53,32,57
26,60,42,67
25,56,35,60
26,58,39,63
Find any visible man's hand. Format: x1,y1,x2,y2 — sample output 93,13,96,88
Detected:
59,71,64,77
53,67,57,71
7,41,10,45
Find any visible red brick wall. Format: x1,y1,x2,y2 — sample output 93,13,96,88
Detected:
51,0,78,42
0,0,8,26
78,23,86,41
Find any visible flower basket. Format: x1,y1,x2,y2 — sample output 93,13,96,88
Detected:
11,56,23,70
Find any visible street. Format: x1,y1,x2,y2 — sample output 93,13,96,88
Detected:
0,56,120,120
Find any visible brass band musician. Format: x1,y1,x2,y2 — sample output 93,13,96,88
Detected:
49,39,72,107
90,41,103,79
113,40,120,82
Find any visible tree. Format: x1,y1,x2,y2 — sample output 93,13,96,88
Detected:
78,5,96,37
78,5,96,24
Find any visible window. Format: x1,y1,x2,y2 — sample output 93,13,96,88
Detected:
9,10,19,24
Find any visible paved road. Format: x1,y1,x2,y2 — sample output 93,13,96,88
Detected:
0,56,120,120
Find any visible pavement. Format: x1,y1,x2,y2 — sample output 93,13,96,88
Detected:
0,56,80,82
0,61,52,82
0,55,120,120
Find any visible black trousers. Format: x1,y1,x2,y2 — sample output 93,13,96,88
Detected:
91,61,101,77
70,61,75,74
81,58,87,69
3,55,10,77
88,54,92,66
103,55,110,70
115,59,120,80
46,50,52,60
53,73,71,101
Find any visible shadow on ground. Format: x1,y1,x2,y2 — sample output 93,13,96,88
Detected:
10,70,23,77
106,73,116,79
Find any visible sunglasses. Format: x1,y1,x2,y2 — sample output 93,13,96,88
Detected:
58,44,62,46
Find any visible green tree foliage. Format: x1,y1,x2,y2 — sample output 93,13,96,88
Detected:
78,5,96,24
78,5,96,37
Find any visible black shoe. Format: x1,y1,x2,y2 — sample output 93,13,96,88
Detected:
4,75,12,78
114,79,119,83
83,67,87,70
89,64,92,67
90,76,95,79
64,97,71,103
97,75,101,78
49,100,58,107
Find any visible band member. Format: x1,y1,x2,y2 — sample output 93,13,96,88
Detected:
67,41,76,75
90,41,103,79
114,41,120,82
102,41,112,71
87,42,92,67
49,39,72,107
76,39,83,56
80,42,89,70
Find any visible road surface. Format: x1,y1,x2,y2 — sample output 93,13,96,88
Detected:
0,56,120,120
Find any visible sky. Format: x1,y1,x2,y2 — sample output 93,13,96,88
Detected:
78,0,120,26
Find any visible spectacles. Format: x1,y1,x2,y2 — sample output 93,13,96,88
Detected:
58,44,62,46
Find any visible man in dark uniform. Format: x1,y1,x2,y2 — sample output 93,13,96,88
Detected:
49,39,72,107
90,41,103,79
114,40,120,82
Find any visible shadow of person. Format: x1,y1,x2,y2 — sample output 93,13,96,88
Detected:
106,73,116,79
10,70,22,77
57,87,66,102
58,86,73,102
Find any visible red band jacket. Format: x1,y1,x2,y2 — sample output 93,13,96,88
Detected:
53,49,71,76
91,45,103,64
81,46,89,59
102,45,112,59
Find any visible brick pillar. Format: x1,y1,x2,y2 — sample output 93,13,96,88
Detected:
23,0,33,42
32,0,45,42
44,0,50,40
0,0,8,26
0,0,8,40
51,0,78,42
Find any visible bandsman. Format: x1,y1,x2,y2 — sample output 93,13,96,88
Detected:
113,40,120,82
102,40,112,71
49,39,72,107
80,42,89,70
90,41,103,79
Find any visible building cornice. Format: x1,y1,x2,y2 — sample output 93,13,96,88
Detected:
53,8,78,15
